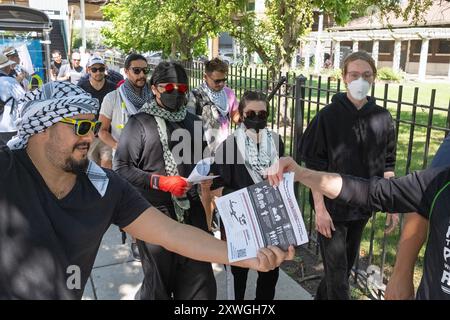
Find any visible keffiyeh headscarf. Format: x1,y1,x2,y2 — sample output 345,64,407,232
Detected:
7,81,99,150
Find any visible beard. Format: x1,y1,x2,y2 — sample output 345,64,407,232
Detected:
62,156,89,174
62,142,90,174
46,141,90,175
131,77,147,88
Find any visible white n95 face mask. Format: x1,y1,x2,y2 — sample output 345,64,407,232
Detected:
347,77,371,101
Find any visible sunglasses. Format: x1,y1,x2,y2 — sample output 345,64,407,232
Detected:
245,110,268,119
157,83,188,94
130,67,150,75
207,75,227,85
59,118,102,136
90,66,106,73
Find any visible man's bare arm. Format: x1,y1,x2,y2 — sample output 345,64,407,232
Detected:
123,206,295,271
385,212,428,300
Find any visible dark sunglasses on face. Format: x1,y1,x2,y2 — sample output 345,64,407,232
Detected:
208,76,227,85
130,67,150,75
157,83,188,94
90,66,106,73
245,110,268,119
59,118,102,136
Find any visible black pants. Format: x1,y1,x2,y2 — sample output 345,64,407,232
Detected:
137,203,217,300
231,266,279,300
315,219,368,300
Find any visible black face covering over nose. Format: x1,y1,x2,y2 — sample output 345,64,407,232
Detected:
244,116,267,132
160,92,186,111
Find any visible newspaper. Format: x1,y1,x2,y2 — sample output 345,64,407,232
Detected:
187,157,219,184
215,172,309,262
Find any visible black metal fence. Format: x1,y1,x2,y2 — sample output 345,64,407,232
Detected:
165,61,450,299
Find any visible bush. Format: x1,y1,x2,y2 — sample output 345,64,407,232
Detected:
327,68,342,81
377,67,404,82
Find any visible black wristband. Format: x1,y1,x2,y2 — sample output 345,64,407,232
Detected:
151,175,160,190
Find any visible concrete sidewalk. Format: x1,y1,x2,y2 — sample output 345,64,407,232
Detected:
82,226,312,300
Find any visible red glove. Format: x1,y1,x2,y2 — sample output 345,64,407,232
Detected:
150,175,188,197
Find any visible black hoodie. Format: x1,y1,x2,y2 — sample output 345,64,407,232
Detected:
299,92,396,221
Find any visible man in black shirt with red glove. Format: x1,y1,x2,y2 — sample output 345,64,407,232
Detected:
268,156,450,300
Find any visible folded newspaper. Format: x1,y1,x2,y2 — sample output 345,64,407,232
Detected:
215,172,309,262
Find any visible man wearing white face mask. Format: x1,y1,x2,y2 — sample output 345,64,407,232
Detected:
299,51,398,300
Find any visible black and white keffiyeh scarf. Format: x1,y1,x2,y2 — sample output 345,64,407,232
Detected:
189,83,230,153
140,100,189,222
201,82,228,117
234,123,279,183
7,81,109,197
8,81,99,150
139,99,187,122
121,79,152,111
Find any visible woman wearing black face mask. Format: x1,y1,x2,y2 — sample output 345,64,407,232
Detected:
210,91,285,300
113,62,216,300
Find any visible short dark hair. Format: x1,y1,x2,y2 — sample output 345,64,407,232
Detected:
51,49,61,56
205,57,228,74
124,53,147,69
150,61,188,85
238,91,269,120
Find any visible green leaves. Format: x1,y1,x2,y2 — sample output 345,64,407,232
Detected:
101,0,245,60
101,0,432,69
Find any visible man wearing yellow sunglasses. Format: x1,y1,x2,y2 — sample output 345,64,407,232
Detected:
1,81,294,299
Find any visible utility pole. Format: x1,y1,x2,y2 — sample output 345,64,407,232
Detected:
80,0,87,54
314,12,324,74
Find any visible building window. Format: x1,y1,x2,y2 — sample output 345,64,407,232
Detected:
436,39,450,55
359,41,372,54
411,40,432,55
247,1,255,11
379,40,394,55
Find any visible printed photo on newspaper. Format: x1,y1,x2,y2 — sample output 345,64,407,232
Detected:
215,172,309,262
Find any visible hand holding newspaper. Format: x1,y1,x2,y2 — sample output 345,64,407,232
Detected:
215,172,308,262
187,157,219,184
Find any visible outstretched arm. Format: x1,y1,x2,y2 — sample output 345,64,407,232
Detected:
267,156,442,216
267,157,343,200
123,206,295,271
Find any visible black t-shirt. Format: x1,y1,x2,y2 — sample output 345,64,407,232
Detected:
0,146,150,299
338,166,450,299
77,78,116,106
299,92,396,221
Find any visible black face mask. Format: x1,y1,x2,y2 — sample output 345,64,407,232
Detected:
244,116,267,132
160,92,186,112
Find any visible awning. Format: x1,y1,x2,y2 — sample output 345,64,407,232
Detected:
0,4,52,32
